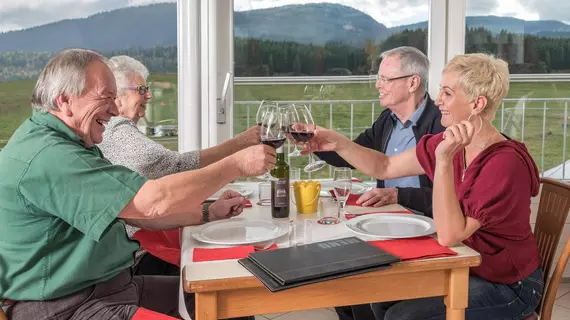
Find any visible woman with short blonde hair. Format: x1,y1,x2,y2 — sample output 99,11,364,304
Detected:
303,53,543,319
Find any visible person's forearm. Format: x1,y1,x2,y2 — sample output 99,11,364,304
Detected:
334,136,391,179
199,138,248,168
433,162,467,246
124,207,203,231
119,156,241,223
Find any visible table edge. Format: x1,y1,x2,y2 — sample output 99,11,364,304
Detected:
184,254,481,293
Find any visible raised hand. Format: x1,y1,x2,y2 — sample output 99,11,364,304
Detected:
435,120,475,164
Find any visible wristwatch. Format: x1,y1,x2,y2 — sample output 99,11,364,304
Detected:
202,202,211,223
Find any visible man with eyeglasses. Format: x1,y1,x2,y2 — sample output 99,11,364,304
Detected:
315,46,445,320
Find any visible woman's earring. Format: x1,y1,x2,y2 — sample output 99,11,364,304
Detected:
467,113,483,134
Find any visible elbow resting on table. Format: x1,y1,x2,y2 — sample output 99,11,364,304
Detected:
436,233,463,248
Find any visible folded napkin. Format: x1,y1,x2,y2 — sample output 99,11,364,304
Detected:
345,210,412,220
328,190,363,206
193,244,279,262
132,229,181,266
368,236,457,261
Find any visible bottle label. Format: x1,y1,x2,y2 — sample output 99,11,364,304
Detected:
274,178,289,207
276,145,284,153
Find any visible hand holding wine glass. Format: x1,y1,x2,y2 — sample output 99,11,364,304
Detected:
257,109,285,181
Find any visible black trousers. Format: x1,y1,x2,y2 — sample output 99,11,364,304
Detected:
335,304,377,320
134,253,255,320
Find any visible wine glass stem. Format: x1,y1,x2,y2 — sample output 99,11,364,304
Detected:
337,200,347,216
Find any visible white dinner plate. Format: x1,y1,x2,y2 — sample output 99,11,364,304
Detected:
207,183,254,201
344,214,436,239
191,218,289,245
319,180,373,197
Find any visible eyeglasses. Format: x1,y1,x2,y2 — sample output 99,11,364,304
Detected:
376,74,415,84
125,85,150,95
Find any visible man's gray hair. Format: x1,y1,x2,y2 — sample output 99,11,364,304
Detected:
380,46,429,91
31,49,108,112
108,55,149,96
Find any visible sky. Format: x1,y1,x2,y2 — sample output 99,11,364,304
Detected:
0,0,569,33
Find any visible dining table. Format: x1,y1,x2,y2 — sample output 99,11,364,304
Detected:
179,181,481,320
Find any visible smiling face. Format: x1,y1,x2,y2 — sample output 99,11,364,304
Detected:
67,60,119,147
375,55,415,108
435,71,474,128
116,73,151,123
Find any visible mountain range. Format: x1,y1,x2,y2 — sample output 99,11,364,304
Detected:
1,2,570,52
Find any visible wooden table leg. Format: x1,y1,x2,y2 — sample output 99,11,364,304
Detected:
444,267,469,320
196,292,218,320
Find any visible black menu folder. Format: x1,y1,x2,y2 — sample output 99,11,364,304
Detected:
238,237,400,292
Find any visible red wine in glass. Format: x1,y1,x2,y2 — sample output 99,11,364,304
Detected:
289,131,314,142
261,137,286,149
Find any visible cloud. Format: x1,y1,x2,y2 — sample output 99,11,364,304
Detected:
467,0,500,16
0,0,174,32
517,0,570,22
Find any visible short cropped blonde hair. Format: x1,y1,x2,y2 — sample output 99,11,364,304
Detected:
443,53,509,121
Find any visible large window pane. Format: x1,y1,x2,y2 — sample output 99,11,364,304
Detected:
465,1,570,179
0,2,178,151
233,1,429,180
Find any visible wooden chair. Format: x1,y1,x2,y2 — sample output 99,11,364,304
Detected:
0,307,7,320
532,178,570,319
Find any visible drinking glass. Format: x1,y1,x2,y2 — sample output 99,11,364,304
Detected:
257,108,285,181
256,100,278,126
289,219,313,247
333,167,352,218
318,168,351,225
280,104,302,157
286,104,326,173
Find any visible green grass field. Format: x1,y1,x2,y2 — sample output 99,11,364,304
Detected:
2,73,570,180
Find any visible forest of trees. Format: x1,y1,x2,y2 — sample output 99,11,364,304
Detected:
2,26,570,82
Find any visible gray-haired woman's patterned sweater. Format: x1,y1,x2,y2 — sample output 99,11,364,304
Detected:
98,116,200,240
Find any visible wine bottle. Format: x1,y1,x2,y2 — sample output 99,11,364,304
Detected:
271,145,289,218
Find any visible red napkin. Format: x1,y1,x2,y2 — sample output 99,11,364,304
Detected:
132,229,181,267
192,244,279,262
328,190,363,206
368,236,457,261
132,307,178,320
345,210,412,220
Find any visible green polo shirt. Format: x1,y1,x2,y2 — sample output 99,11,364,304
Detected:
0,111,147,300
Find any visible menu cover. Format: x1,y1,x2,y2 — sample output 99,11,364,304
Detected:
244,237,400,286
238,257,392,292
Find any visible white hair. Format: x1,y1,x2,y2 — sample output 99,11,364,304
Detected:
380,46,429,91
31,49,108,112
108,55,149,96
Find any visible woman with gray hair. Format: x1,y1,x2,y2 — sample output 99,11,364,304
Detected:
98,56,260,277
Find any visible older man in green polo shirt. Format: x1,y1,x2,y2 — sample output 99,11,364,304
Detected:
0,49,276,320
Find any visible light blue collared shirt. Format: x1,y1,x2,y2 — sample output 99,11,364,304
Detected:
383,100,427,189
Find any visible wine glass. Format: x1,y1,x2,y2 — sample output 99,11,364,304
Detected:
257,108,285,181
288,104,326,173
256,100,278,126
330,168,352,224
280,104,303,157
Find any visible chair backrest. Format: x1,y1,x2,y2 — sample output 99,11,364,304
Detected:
0,308,7,320
533,178,570,278
541,233,570,319
533,178,570,318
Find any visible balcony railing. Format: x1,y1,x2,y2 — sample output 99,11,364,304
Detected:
234,97,570,181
